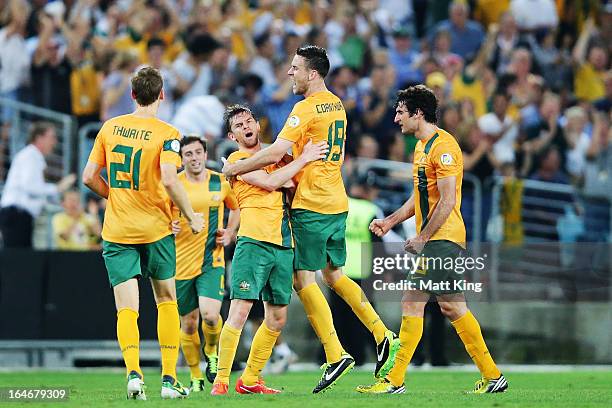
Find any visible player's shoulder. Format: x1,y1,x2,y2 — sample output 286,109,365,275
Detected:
227,150,250,164
432,128,461,151
177,170,187,181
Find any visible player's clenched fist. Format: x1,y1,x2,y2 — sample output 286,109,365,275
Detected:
190,213,204,234
369,218,390,237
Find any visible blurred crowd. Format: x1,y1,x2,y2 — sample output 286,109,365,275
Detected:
0,0,611,194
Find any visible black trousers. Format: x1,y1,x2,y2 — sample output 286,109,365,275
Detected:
0,206,34,248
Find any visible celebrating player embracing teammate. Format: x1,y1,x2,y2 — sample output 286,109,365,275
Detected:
222,45,400,393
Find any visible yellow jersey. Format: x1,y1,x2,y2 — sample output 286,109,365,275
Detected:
173,170,238,280
227,151,292,248
277,90,348,214
88,114,181,244
413,128,466,246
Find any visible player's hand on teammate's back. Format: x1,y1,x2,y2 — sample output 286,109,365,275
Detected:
300,139,329,163
171,220,181,236
405,235,426,254
369,219,390,237
189,212,204,234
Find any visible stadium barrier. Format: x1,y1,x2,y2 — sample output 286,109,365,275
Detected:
0,97,74,191
488,177,612,302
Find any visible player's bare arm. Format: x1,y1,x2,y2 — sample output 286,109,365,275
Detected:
370,194,415,237
405,176,456,254
239,140,327,192
160,163,203,234
82,162,110,199
222,138,296,177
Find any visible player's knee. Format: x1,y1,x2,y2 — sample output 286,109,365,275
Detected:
322,267,342,287
265,312,287,331
402,301,425,317
227,302,251,329
438,301,463,320
200,308,219,326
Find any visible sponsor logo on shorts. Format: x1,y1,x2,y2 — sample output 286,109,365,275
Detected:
239,281,251,291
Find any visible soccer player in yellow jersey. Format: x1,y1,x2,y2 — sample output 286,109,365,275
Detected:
171,136,239,392
82,67,204,400
358,85,508,394
222,45,399,393
211,104,327,396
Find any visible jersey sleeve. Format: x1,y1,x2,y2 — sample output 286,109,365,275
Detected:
222,177,239,210
431,140,463,179
88,129,106,166
277,102,314,143
227,151,249,182
160,128,182,167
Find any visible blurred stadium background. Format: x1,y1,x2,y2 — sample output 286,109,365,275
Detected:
0,0,611,376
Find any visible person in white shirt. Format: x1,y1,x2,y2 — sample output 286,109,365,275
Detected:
477,91,519,165
0,122,76,248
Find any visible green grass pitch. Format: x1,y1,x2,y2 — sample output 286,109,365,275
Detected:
0,370,611,407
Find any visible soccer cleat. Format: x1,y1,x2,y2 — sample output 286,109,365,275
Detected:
235,377,281,394
160,376,190,399
126,371,147,400
210,382,229,396
470,374,509,394
374,330,401,378
356,378,406,394
190,377,206,393
312,353,355,394
204,353,219,383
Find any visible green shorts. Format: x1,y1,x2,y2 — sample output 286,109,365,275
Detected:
230,237,293,305
102,235,176,287
175,267,225,316
410,240,465,295
290,209,347,271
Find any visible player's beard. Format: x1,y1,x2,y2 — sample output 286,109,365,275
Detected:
243,135,259,148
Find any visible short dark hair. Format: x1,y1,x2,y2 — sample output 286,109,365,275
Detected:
28,122,55,144
395,85,438,124
131,67,163,106
223,104,255,134
179,136,207,156
147,37,165,50
296,45,330,78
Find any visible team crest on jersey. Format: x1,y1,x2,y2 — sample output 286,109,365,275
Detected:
287,115,300,127
211,194,220,202
239,281,251,291
440,153,453,165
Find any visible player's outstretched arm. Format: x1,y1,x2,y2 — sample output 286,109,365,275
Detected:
370,194,416,237
161,163,203,234
222,138,295,177
240,140,328,192
82,162,109,199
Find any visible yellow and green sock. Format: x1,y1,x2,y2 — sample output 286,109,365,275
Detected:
387,316,423,387
180,330,203,379
297,283,344,363
215,324,241,385
117,308,142,378
451,310,501,379
203,317,223,356
157,301,180,380
241,322,281,386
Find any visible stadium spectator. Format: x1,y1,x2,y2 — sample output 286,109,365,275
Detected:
593,71,612,114
478,91,519,165
52,189,101,250
509,0,558,32
562,106,591,180
529,146,569,184
572,18,609,102
0,0,31,122
0,122,76,248
249,31,278,88
388,26,423,88
428,1,485,62
143,38,177,123
360,62,397,159
171,32,222,108
100,50,139,121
